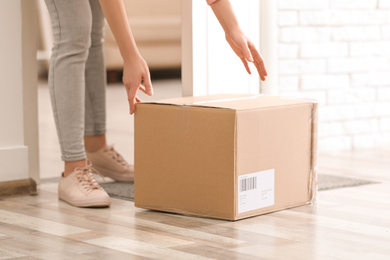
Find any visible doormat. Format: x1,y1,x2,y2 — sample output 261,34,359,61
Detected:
97,174,378,202
317,174,377,191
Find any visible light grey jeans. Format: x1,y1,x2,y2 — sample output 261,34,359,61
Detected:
44,0,106,161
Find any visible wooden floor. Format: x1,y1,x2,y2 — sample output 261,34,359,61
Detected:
1,149,389,259
1,80,389,259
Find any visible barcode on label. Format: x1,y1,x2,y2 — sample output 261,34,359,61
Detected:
239,176,257,192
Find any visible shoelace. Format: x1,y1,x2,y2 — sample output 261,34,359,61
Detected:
104,146,129,167
75,162,105,193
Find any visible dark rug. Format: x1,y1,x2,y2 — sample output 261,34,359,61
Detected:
100,181,135,201
98,174,378,202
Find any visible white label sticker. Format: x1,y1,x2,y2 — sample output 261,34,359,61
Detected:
238,169,275,214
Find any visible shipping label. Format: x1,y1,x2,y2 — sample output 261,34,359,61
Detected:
237,169,275,214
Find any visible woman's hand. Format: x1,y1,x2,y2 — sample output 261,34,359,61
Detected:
210,0,267,81
123,54,153,114
99,0,153,114
225,29,267,81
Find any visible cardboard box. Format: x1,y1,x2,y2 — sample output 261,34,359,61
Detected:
134,94,318,220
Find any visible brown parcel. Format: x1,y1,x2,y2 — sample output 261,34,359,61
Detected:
134,94,318,221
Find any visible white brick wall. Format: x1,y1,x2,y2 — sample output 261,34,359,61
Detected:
301,42,349,57
329,0,377,9
379,0,390,8
277,0,390,152
279,0,329,10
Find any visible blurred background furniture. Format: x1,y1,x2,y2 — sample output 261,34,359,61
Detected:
104,0,181,71
37,0,181,79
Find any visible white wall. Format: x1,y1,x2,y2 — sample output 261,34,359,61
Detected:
0,0,39,182
277,0,390,151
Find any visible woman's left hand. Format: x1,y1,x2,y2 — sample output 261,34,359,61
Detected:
225,29,268,81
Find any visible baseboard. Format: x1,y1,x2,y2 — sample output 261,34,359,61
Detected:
0,146,29,182
0,178,37,197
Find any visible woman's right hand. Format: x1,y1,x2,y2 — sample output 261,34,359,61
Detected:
98,0,153,114
122,54,153,115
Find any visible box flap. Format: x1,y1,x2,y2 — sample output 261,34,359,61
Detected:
140,94,316,110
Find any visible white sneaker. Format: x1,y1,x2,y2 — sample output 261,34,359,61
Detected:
58,162,110,207
86,145,134,183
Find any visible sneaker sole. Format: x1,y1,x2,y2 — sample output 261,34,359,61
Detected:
59,196,110,208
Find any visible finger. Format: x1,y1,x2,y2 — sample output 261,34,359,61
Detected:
139,84,148,95
128,84,140,115
248,40,260,58
255,64,265,81
251,55,266,81
143,73,153,96
129,95,135,114
253,60,267,81
240,58,251,74
257,55,268,78
136,96,142,103
240,39,253,62
249,44,268,80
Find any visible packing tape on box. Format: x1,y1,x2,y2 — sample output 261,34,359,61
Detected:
308,102,319,204
192,95,263,105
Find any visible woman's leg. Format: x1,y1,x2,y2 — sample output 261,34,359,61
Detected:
45,0,92,166
44,0,110,207
84,0,107,152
